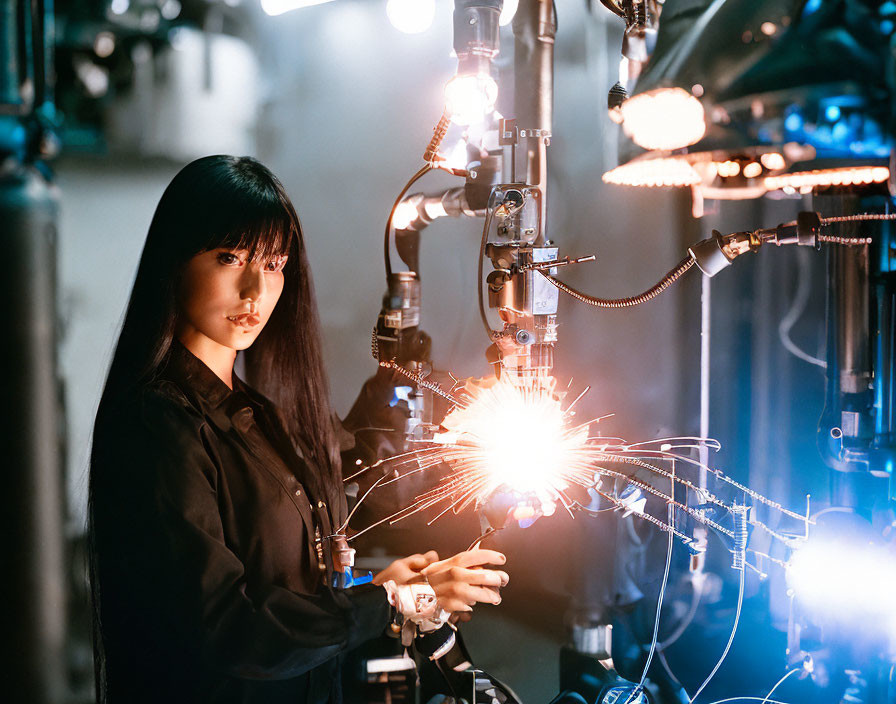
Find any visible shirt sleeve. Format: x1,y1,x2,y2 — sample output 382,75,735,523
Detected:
98,384,391,681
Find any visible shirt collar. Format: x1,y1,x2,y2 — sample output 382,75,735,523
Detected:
164,341,256,415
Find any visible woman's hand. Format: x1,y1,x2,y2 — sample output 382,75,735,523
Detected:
372,551,440,586
421,549,509,614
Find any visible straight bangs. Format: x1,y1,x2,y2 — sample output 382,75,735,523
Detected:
199,192,296,264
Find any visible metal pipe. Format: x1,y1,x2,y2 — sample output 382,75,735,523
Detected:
0,162,66,704
0,0,20,107
512,0,554,243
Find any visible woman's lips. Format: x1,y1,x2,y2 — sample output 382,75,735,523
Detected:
226,313,261,329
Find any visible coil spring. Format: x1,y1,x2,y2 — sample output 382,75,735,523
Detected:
818,234,873,245
731,504,749,571
423,113,451,164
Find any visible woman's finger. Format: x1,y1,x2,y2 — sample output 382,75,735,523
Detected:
439,598,474,613
422,549,506,575
427,566,506,588
403,551,439,570
453,584,502,606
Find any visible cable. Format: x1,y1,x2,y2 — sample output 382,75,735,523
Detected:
478,205,498,338
657,576,702,650
466,526,505,551
708,699,790,704
544,255,696,308
628,463,676,703
778,248,826,368
632,503,673,698
384,164,432,279
378,360,460,407
339,471,391,533
689,566,746,702
820,213,896,224
657,648,683,688
761,668,800,704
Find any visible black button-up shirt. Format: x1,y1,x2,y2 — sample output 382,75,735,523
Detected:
92,342,390,704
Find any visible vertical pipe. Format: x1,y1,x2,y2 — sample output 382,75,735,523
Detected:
699,273,710,489
1,0,20,106
0,1,65,699
0,164,65,704
512,0,553,241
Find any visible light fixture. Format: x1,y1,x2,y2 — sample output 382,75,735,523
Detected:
260,0,335,17
386,0,435,34
444,73,498,126
765,166,889,191
760,152,786,170
602,157,701,188
619,87,706,151
716,160,740,178
742,161,762,179
445,1,502,126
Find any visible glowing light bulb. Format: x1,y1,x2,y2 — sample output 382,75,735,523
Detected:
499,0,518,26
764,166,890,191
717,160,740,177
602,157,701,187
620,87,706,151
392,199,419,230
760,152,786,170
386,0,435,34
743,162,762,179
444,74,498,126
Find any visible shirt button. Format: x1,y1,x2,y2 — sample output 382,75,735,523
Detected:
317,500,325,509
294,489,301,497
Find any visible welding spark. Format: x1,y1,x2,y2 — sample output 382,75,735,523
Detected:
429,378,593,505
345,373,809,569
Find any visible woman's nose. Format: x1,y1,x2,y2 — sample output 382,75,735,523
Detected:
240,264,265,302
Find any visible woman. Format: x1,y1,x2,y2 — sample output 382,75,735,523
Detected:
88,155,508,704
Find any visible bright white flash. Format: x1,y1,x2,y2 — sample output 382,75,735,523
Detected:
787,539,896,624
621,87,706,151
444,74,498,126
432,379,592,508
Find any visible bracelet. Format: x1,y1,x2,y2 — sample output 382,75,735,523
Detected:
381,580,450,633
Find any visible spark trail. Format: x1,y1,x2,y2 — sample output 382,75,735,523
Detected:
345,375,808,563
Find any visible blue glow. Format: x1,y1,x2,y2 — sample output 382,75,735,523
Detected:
882,19,894,34
831,119,849,142
788,538,896,630
803,0,822,14
389,386,413,407
782,101,892,158
784,112,803,132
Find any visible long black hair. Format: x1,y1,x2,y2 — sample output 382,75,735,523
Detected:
88,155,341,700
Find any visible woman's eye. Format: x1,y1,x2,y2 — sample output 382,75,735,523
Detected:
216,252,241,266
265,257,287,272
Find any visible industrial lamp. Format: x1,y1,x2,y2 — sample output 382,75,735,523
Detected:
444,0,502,125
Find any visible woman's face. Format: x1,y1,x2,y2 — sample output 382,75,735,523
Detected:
177,248,288,355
